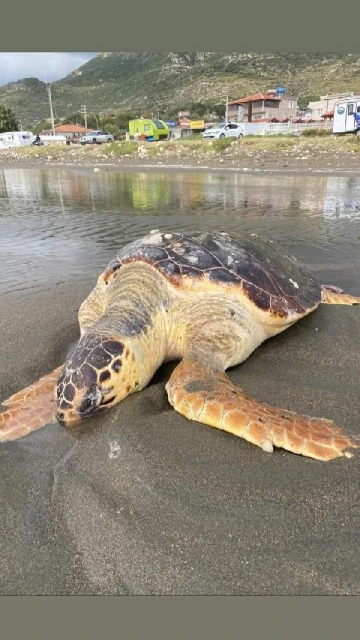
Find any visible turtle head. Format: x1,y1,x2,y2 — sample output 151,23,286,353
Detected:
55,333,139,425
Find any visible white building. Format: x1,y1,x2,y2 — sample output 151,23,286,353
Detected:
304,93,357,120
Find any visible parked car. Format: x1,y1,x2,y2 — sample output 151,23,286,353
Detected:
79,130,115,145
202,122,244,140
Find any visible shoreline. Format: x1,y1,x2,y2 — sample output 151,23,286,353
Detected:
2,161,360,178
1,135,360,175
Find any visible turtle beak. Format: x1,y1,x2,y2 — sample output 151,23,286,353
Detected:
77,385,103,416
56,409,83,426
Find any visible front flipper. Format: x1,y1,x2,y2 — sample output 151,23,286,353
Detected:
0,365,64,442
321,285,360,305
166,360,358,461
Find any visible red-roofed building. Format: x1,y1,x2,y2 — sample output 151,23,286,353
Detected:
40,124,92,139
228,91,298,122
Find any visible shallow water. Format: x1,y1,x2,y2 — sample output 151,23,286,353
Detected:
1,167,360,297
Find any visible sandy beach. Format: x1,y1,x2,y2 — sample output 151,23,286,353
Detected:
1,263,360,595
0,164,360,595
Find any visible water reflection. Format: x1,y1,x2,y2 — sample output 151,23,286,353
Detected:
0,168,360,296
2,168,360,217
322,175,360,216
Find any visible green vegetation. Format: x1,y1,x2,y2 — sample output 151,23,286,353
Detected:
62,110,137,137
33,117,61,134
301,127,332,136
0,103,18,133
101,141,138,156
3,133,360,167
164,100,225,122
240,136,297,151
175,138,209,150
297,94,321,110
133,134,360,156
237,133,360,152
17,144,70,158
212,137,238,151
1,53,360,128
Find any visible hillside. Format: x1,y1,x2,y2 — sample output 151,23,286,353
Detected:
2,52,360,125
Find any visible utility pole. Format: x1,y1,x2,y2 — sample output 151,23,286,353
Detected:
225,94,229,123
80,105,87,130
46,84,56,136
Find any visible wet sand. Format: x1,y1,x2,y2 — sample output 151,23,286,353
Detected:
1,267,360,594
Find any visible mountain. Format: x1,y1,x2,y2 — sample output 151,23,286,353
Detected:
2,52,360,125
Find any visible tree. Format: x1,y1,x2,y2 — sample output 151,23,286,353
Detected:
0,104,19,133
298,95,320,110
33,119,52,134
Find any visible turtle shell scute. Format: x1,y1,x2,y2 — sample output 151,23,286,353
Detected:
100,231,321,317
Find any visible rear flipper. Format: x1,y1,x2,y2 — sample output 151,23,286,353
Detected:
166,359,359,461
321,285,360,305
0,366,63,442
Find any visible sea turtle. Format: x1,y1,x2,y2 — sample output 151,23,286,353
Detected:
1,230,359,461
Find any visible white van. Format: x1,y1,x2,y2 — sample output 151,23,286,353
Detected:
0,131,34,149
332,98,360,135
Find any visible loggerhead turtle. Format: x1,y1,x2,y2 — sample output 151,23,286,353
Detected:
1,230,359,461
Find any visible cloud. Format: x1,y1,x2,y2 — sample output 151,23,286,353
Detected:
0,52,97,86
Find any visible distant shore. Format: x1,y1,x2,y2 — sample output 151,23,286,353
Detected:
1,135,360,174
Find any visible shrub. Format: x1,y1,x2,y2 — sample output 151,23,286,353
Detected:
176,138,207,150
212,136,238,151
101,141,138,155
301,128,332,137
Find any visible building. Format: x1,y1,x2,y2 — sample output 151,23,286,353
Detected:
39,124,92,140
228,91,298,122
304,93,357,120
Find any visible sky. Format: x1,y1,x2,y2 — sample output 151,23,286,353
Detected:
0,52,97,86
